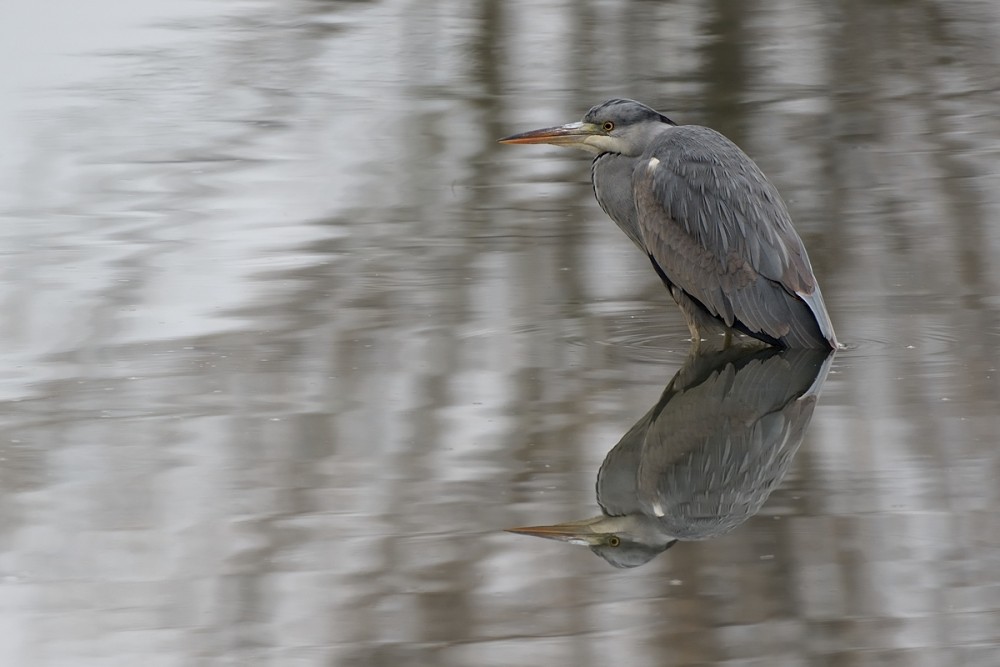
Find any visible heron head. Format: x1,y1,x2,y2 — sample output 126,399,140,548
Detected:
507,513,678,569
499,98,676,157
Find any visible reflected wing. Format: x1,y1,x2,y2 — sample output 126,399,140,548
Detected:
634,348,832,539
633,126,837,348
595,347,760,516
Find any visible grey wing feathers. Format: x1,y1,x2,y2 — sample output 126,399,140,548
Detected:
634,126,837,348
634,349,829,539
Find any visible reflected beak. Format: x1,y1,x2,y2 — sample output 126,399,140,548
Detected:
498,121,603,147
506,515,607,547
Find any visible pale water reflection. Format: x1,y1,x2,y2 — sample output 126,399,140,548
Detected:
1,1,999,666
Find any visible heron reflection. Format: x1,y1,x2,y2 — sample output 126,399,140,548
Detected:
508,347,834,568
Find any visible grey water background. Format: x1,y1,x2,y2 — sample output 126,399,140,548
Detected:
1,1,1000,665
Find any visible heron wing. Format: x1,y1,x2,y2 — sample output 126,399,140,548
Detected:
633,126,836,348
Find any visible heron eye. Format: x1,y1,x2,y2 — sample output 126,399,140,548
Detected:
607,535,621,547
602,121,615,132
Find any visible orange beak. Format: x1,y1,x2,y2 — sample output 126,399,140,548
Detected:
498,121,603,147
505,515,607,546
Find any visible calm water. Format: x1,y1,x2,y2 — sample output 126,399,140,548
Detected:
2,1,1000,665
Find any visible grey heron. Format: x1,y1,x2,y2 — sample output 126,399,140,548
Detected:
499,99,838,350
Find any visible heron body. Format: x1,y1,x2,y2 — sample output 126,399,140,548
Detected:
500,99,838,350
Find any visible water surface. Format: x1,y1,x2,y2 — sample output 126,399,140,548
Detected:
1,1,1000,665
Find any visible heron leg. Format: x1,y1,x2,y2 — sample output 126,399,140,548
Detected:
670,286,731,352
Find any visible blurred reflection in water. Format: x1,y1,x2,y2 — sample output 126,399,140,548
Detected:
510,347,834,568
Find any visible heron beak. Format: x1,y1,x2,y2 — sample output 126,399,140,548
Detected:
498,121,603,147
506,515,607,547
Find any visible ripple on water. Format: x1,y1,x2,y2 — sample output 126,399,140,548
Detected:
557,307,974,378
565,304,698,364
836,320,964,361
824,319,980,406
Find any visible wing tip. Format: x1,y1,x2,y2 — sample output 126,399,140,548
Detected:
796,288,838,350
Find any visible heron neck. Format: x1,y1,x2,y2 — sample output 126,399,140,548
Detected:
591,153,644,249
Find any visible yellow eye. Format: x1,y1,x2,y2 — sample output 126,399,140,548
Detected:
607,535,621,547
602,121,614,132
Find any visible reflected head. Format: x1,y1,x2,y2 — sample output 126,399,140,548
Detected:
591,537,678,569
